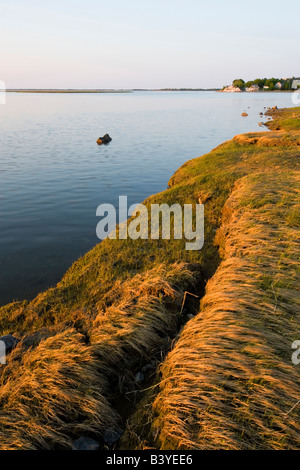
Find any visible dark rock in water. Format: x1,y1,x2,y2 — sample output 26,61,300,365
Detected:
103,429,123,447
134,371,145,384
97,134,112,145
72,437,100,451
0,334,19,353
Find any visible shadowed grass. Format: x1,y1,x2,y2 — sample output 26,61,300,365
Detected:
0,263,193,449
0,329,117,450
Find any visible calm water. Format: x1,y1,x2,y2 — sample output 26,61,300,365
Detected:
0,91,293,306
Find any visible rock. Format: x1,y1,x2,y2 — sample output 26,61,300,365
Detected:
187,314,195,320
272,106,278,109
142,364,156,373
151,359,160,367
72,437,100,451
97,134,112,145
134,371,145,384
0,334,19,353
103,429,123,447
241,112,248,117
22,328,54,349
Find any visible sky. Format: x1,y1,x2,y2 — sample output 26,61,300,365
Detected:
1,0,300,89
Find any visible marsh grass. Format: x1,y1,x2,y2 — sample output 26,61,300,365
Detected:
152,172,300,449
0,263,193,449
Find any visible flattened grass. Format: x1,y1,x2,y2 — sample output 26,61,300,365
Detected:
0,263,193,449
152,172,300,449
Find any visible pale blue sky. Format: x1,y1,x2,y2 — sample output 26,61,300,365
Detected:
1,0,299,88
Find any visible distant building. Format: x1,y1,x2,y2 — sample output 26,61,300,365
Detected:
246,84,260,92
292,79,300,89
275,82,284,89
263,86,270,90
222,85,242,93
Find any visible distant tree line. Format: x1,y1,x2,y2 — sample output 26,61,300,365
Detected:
231,77,295,91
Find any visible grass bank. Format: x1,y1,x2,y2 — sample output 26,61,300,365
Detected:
0,107,299,449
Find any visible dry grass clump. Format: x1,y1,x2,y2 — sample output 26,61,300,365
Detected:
90,263,194,381
233,130,300,147
0,263,193,449
153,171,300,450
0,329,117,450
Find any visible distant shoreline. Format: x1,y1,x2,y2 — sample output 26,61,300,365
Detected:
6,88,221,94
6,89,132,94
219,89,295,93
6,88,296,94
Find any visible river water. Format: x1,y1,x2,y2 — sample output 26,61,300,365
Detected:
0,90,293,305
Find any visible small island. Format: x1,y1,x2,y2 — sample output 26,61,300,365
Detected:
221,77,300,92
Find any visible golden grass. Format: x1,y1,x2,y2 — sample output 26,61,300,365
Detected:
0,263,193,449
233,130,300,147
152,171,300,449
90,264,193,372
0,329,117,450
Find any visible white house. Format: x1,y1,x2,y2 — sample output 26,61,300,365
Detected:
275,82,284,89
222,85,242,92
292,79,300,90
246,84,260,92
